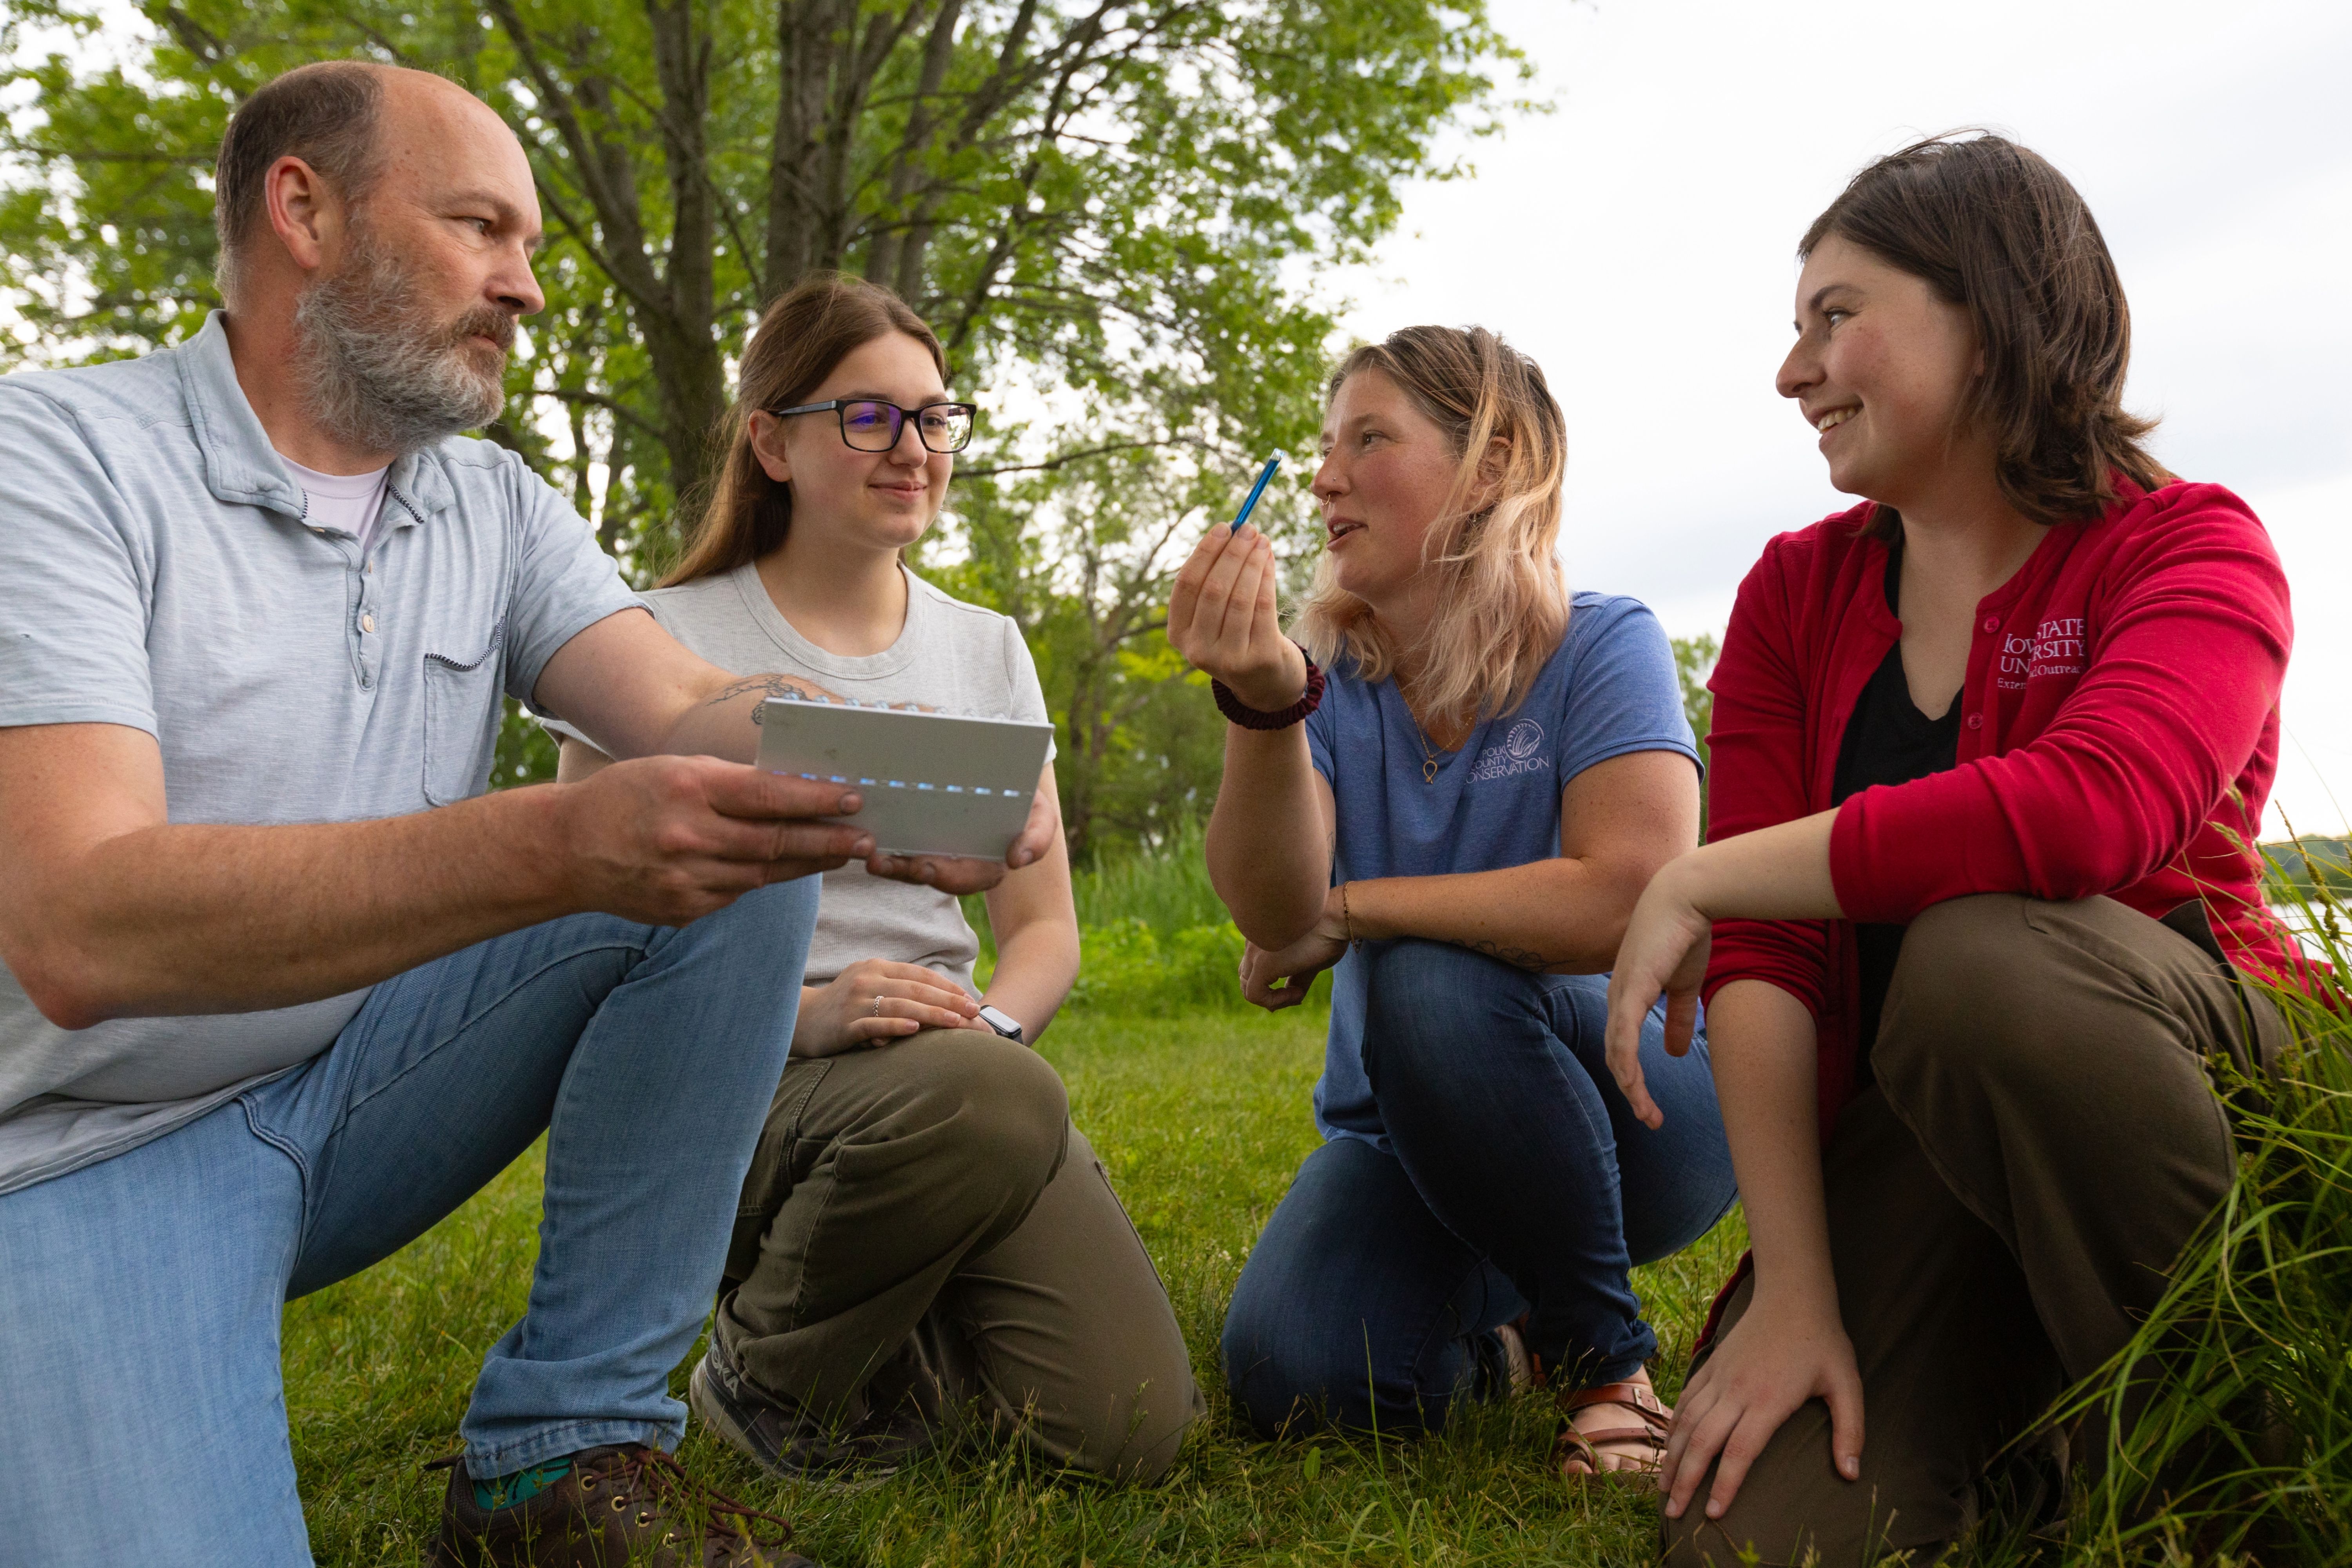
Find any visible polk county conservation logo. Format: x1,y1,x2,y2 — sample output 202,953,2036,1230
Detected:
1469,719,1549,783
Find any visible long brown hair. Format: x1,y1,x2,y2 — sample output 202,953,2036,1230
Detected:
1801,131,2170,537
1292,325,1570,725
663,275,946,587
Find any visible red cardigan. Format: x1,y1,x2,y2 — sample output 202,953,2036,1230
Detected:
1702,479,2299,1137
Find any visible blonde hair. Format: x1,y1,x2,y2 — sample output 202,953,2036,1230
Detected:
1293,325,1570,724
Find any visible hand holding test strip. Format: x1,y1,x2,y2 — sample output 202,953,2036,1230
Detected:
1231,453,1282,532
1163,452,1310,715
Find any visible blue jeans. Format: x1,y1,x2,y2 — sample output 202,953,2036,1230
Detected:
0,879,818,1566
1221,939,1736,1437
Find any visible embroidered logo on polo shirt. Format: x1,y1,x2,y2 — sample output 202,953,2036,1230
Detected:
1470,719,1550,782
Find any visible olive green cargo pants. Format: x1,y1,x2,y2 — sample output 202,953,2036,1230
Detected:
710,1029,1202,1482
1665,894,2287,1566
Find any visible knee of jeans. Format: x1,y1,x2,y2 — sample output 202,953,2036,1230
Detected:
1220,1340,1349,1440
1361,939,1523,1084
1876,893,2053,1093
1219,1301,1380,1439
710,875,823,941
1363,938,1498,1014
906,1035,1070,1197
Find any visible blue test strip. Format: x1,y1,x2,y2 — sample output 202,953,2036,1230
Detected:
1230,454,1282,532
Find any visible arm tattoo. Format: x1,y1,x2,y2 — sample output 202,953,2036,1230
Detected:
1465,937,1553,971
704,673,828,722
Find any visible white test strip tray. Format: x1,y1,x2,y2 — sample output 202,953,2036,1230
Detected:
755,698,1053,859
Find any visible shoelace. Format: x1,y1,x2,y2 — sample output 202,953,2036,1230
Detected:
429,1444,795,1550
586,1446,794,1548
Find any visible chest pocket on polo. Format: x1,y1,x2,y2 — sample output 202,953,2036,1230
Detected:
422,621,505,806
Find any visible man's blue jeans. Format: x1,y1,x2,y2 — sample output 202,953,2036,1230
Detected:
0,878,818,1565
1221,939,1737,1437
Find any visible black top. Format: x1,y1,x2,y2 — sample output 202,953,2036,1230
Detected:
1829,535,1961,1084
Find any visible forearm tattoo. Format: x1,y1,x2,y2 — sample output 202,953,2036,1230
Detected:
1464,936,1553,971
704,673,826,722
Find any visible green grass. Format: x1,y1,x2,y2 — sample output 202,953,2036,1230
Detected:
281,1005,1745,1565
2040,1022,2352,1564
964,821,1336,1014
1069,821,1233,933
2011,859,2352,1565
281,844,2352,1563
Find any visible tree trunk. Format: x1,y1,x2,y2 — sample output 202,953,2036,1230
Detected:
865,0,962,298
641,0,726,504
490,0,730,505
1062,650,1107,863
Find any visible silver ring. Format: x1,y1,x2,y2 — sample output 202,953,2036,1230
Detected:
870,995,882,1017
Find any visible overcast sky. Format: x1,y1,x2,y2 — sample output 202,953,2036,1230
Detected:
1336,0,2351,838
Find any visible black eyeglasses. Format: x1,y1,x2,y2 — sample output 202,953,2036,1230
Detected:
769,398,977,454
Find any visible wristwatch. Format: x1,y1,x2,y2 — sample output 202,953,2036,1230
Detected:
976,1005,1024,1042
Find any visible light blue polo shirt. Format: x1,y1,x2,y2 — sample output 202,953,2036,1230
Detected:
0,312,642,1195
1303,593,1700,1150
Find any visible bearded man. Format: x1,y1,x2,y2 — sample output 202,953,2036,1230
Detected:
0,61,1049,1567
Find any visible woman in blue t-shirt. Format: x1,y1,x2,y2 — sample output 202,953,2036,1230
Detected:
1168,325,1736,1478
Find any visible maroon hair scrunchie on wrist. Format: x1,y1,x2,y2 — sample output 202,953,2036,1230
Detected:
1212,651,1326,730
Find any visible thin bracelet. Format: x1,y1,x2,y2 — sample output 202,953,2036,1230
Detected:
1340,881,1354,945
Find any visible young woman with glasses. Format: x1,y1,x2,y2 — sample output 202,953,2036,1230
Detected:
1600,134,2303,1565
551,275,1199,1484
1169,326,1737,1479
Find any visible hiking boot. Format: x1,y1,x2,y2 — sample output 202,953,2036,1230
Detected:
689,1339,934,1490
428,1442,817,1567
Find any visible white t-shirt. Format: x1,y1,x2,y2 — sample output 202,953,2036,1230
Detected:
547,561,1054,994
280,454,391,555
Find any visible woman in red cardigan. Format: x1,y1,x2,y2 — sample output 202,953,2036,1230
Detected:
1602,133,2301,1566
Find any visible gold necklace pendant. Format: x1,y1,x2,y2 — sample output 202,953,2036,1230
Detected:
1402,681,1442,782
1410,713,1441,782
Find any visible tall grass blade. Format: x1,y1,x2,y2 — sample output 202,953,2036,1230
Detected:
2020,847,2352,1563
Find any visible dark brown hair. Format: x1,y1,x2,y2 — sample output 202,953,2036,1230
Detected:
1801,131,2169,535
664,275,946,586
213,61,387,299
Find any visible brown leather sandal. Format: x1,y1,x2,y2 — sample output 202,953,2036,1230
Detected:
1553,1379,1672,1480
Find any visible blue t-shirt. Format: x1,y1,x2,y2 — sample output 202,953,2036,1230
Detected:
1302,592,1700,1149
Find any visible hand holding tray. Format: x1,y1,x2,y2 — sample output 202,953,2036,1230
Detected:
755,697,1055,860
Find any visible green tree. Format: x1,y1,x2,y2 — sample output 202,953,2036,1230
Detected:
1670,631,1719,771
1671,630,1719,837
1,0,1526,852
921,433,1283,856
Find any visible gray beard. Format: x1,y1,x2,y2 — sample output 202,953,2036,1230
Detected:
292,229,514,456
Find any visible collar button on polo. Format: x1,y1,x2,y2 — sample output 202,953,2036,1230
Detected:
361,612,376,634
1966,712,1984,730
1981,615,2000,633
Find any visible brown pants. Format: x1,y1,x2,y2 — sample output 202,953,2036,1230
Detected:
1665,894,2285,1566
710,1030,1202,1482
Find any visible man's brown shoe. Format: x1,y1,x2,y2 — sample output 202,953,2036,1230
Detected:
428,1443,819,1567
